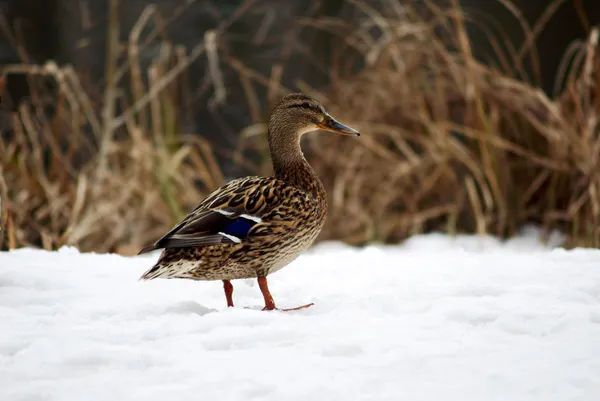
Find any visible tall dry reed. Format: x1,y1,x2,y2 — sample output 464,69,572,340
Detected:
305,1,600,247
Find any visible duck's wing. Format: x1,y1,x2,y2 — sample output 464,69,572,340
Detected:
138,177,272,254
138,206,262,253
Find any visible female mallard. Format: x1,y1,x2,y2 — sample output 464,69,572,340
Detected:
138,93,359,310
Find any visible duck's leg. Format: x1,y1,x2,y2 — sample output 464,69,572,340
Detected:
257,277,276,310
223,280,234,307
257,277,313,311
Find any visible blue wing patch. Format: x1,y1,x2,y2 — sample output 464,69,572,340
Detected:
222,217,256,238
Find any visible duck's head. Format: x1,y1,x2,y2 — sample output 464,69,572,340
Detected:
268,93,360,140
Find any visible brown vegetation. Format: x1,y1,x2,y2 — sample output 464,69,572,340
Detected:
310,2,600,248
1,0,599,253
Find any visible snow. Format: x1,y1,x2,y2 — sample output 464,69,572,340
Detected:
2,230,600,401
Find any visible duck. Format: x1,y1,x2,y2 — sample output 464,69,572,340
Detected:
138,93,359,311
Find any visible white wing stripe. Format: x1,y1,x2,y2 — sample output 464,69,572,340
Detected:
218,232,242,243
214,209,234,216
240,214,263,223
214,209,262,224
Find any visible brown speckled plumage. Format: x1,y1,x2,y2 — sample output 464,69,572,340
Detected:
138,93,359,310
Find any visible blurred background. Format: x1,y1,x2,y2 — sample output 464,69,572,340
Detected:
0,0,598,254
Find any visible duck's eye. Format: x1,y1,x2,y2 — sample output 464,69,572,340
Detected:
301,102,311,109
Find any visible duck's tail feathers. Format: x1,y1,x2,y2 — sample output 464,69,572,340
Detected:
137,243,159,255
139,263,164,281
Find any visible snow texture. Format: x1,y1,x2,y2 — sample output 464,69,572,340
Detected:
2,229,600,401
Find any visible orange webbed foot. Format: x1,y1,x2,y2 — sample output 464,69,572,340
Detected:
262,302,314,312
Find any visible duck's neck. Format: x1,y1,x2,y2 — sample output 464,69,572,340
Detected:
268,128,326,201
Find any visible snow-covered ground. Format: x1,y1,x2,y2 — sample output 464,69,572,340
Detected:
2,230,600,401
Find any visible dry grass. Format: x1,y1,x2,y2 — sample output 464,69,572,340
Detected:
306,1,600,247
1,0,599,252
0,7,224,253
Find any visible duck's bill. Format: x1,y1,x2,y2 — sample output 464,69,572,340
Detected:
318,114,360,136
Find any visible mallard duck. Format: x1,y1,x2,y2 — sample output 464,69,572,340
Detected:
138,93,359,311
